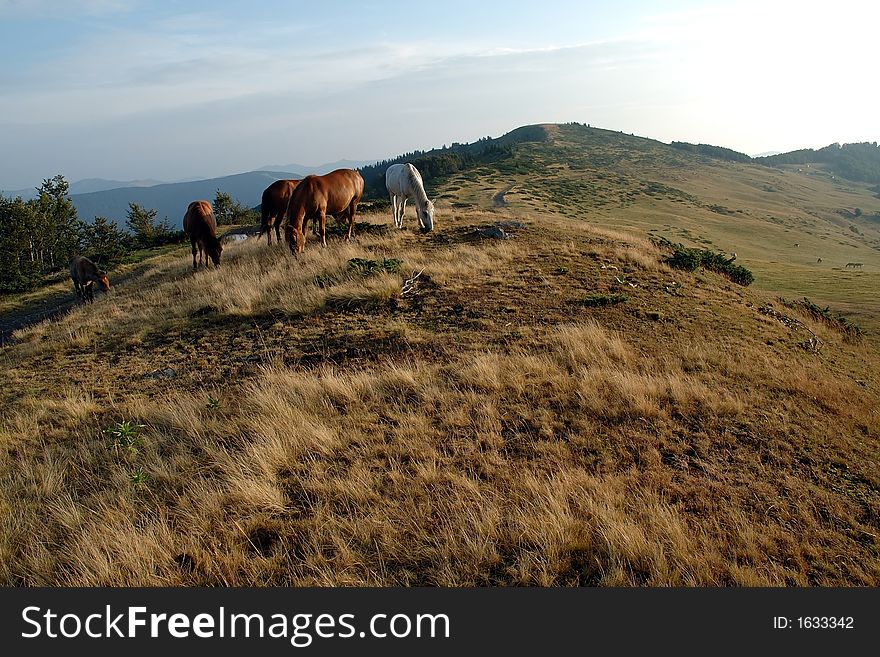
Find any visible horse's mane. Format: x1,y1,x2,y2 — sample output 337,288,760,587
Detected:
406,164,429,204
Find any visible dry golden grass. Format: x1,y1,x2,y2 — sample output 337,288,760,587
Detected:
0,206,878,586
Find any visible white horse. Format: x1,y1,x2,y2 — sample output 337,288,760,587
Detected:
385,163,434,232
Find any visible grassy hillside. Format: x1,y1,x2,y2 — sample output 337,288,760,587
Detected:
429,123,880,338
1,200,878,585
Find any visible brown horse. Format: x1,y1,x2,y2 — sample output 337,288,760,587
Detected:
69,255,110,303
260,179,300,245
284,169,364,254
183,200,223,269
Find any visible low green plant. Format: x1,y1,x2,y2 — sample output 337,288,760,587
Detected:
582,293,628,307
129,467,151,488
788,297,863,341
347,257,403,276
104,420,146,456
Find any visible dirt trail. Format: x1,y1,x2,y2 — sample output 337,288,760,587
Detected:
0,292,75,346
493,185,514,207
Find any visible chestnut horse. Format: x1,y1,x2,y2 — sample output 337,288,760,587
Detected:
69,255,110,303
284,169,364,254
183,200,223,269
259,179,300,245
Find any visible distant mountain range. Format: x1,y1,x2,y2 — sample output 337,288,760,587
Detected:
256,159,373,175
68,170,301,229
2,177,167,201
59,161,377,229
1,160,376,225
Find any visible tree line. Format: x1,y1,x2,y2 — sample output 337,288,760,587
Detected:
669,142,753,163
0,176,257,293
358,137,513,199
758,142,880,185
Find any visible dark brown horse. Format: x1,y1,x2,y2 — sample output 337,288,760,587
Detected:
183,200,222,269
284,169,364,254
69,255,110,303
259,179,300,245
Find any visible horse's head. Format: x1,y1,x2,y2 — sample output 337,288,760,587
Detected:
418,200,435,233
97,272,111,291
207,239,223,267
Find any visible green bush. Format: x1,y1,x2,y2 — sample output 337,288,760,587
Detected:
791,297,862,341
582,293,627,307
347,257,402,276
664,243,754,286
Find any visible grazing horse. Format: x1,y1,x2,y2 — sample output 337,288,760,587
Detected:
284,169,364,254
183,200,223,269
385,163,434,232
259,179,300,245
69,255,110,303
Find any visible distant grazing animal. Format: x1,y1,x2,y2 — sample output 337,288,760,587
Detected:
385,163,434,232
183,200,223,269
69,255,110,303
817,257,823,263
259,179,300,246
794,243,799,247
284,169,364,254
845,262,863,269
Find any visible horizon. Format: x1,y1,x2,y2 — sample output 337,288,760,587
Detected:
2,0,878,190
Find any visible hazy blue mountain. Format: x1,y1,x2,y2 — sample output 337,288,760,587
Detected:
0,186,37,200
71,170,300,229
256,159,374,175
69,178,165,194
3,177,165,201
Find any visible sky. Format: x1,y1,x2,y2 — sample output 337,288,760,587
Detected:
1,0,877,190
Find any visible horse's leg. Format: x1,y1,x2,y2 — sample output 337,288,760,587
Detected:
346,200,358,242
298,219,307,253
274,217,282,246
390,194,399,228
400,198,407,228
319,209,327,248
191,239,198,270
284,219,295,254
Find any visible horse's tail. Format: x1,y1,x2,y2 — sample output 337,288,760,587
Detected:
258,196,269,236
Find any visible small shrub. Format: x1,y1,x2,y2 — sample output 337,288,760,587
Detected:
664,244,754,286
324,220,389,237
347,257,402,276
788,297,863,341
706,204,735,215
582,293,628,307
